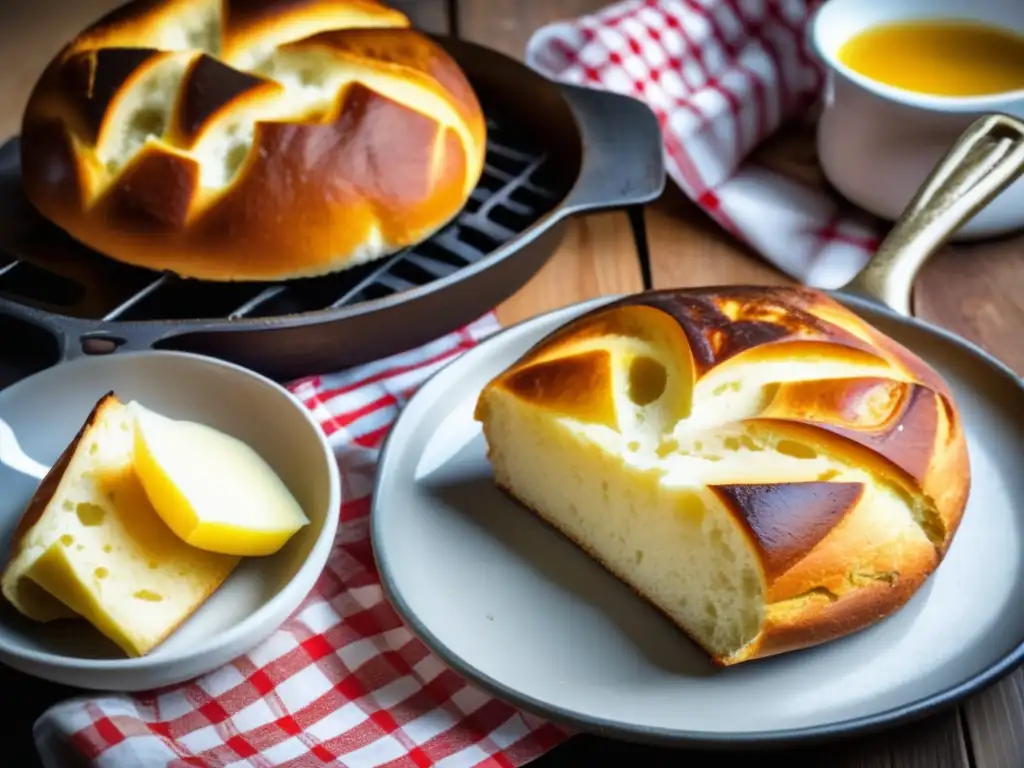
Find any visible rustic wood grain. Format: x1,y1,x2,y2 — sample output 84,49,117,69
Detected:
390,0,451,34
827,711,970,768
459,0,608,60
965,670,1024,768
495,213,644,325
916,235,1024,376
527,711,970,768
457,0,645,327
647,186,793,289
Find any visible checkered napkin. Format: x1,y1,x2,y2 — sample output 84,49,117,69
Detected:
33,314,567,767
526,0,885,289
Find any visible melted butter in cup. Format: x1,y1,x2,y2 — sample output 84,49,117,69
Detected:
837,20,1024,98
809,0,1024,240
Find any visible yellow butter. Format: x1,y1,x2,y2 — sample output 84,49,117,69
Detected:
838,20,1024,98
130,402,310,557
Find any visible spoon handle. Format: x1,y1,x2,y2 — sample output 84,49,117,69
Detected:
0,417,50,480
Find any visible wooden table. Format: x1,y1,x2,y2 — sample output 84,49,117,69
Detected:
1,1,1022,766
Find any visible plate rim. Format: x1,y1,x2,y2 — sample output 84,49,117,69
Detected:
372,293,1024,748
0,349,342,677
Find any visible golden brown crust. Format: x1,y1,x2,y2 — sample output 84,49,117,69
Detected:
501,349,618,429
286,27,484,136
54,48,164,143
760,378,964,542
20,0,485,282
711,482,865,581
493,286,969,549
747,417,956,549
73,0,206,48
220,0,410,66
19,119,85,220
95,144,201,233
742,562,931,664
223,0,407,35
614,286,889,374
476,285,970,665
171,54,277,144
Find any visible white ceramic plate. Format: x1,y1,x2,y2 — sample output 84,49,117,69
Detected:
372,295,1024,746
0,351,340,692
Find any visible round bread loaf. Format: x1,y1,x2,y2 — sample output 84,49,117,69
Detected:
20,0,487,282
474,286,969,666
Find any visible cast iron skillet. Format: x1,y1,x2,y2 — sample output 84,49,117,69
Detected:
0,35,666,382
369,113,1024,748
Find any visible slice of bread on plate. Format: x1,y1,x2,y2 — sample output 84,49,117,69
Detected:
474,287,969,666
1,393,239,657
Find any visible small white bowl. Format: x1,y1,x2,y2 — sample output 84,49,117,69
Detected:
0,351,340,692
811,0,1024,240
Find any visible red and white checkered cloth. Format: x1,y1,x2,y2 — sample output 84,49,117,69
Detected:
526,0,884,289
34,315,567,767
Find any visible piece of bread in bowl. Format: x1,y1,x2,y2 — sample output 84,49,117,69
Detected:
0,393,239,657
20,0,486,282
473,286,969,666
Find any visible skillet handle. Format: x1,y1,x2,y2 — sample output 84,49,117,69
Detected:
841,113,1024,316
558,84,667,215
0,295,181,364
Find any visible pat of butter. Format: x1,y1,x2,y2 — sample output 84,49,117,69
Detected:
130,402,310,557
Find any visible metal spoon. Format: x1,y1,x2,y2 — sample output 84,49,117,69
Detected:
0,416,50,480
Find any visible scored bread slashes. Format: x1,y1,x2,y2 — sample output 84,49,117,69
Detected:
474,286,969,666
20,0,487,282
0,394,240,657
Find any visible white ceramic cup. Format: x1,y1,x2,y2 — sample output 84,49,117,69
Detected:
811,0,1024,240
